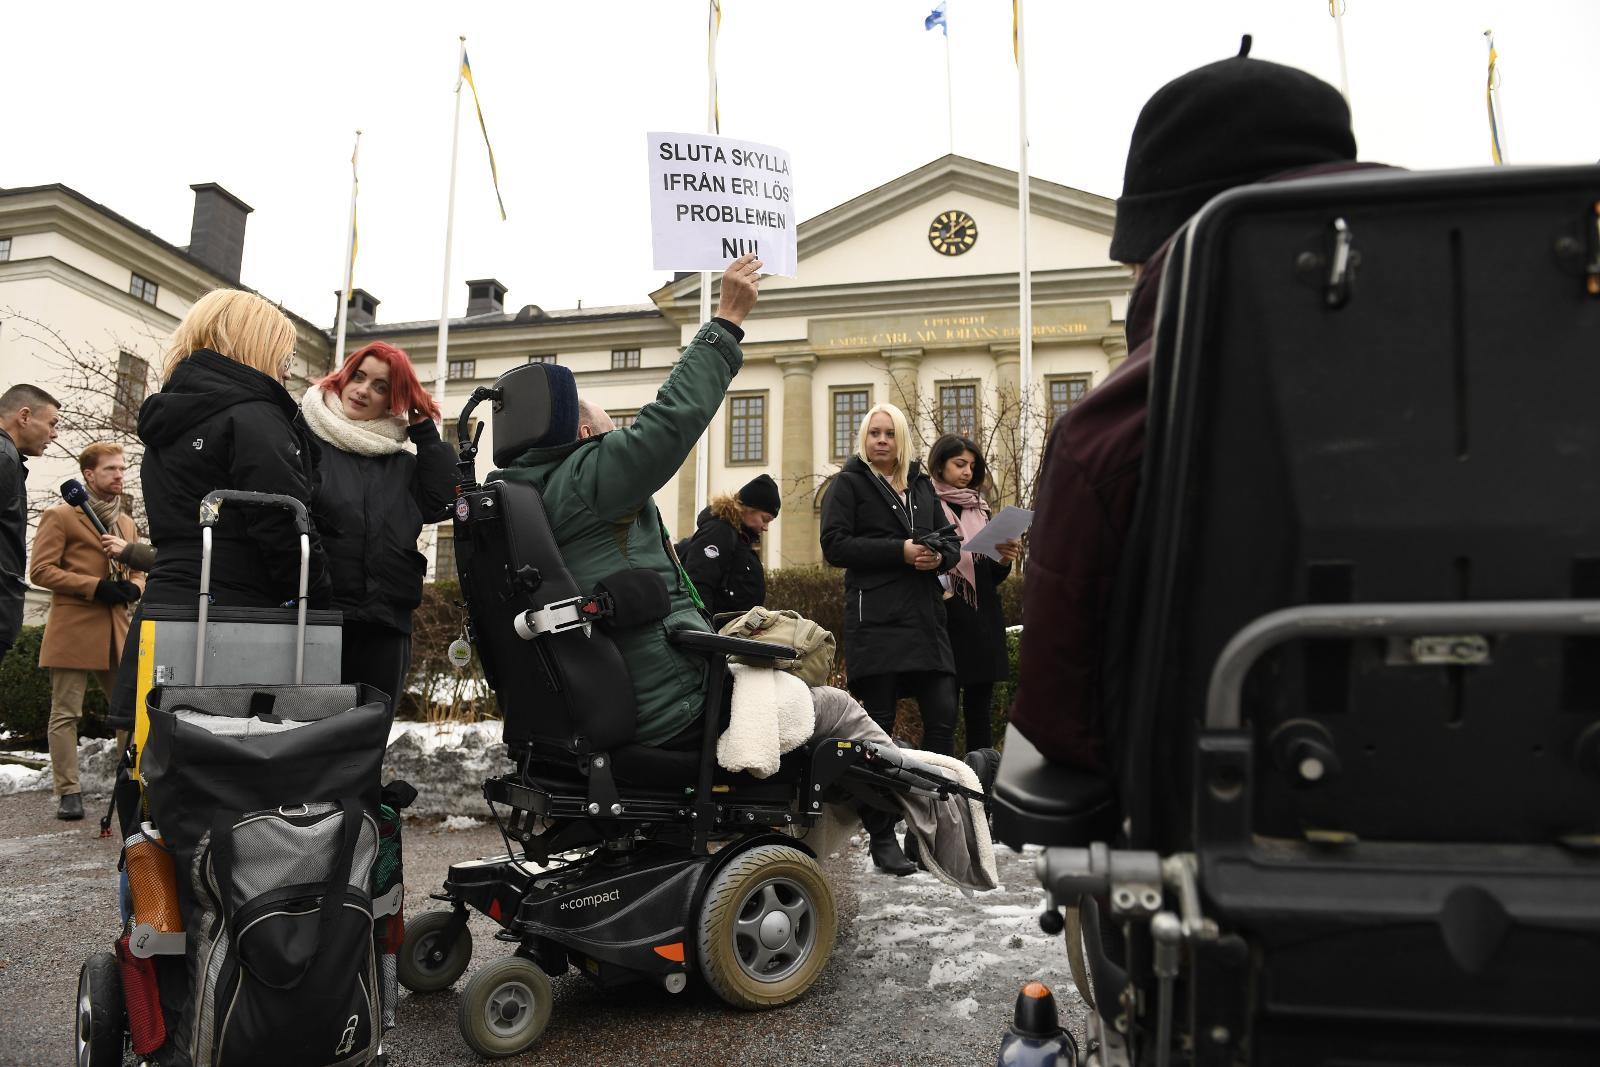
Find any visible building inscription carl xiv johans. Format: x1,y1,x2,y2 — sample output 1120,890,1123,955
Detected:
808,301,1114,353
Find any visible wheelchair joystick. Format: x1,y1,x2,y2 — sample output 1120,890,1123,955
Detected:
994,981,1077,1066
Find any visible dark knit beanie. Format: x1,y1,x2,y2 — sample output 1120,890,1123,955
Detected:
1109,36,1356,264
737,473,782,516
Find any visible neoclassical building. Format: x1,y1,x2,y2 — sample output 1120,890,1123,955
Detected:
344,155,1133,574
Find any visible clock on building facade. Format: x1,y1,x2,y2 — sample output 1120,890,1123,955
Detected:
928,210,978,256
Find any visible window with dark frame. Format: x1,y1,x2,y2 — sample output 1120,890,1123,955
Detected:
433,528,456,582
527,353,556,364
443,416,480,447
937,381,980,438
610,348,641,370
113,351,150,432
447,359,476,380
1047,375,1092,424
129,272,158,305
609,409,639,429
727,393,766,464
831,387,870,461
0,237,11,262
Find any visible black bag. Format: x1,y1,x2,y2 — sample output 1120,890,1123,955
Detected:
141,684,391,1067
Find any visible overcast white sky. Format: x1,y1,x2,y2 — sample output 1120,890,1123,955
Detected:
5,1,1596,329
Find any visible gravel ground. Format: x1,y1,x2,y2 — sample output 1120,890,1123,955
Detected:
0,790,1085,1067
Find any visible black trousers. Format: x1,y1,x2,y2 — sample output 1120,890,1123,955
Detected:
960,682,995,751
342,621,412,714
849,670,958,757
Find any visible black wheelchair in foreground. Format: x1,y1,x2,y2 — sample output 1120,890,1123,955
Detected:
397,364,982,1058
994,165,1600,1066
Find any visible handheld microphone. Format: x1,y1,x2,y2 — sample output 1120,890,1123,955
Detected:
61,479,109,536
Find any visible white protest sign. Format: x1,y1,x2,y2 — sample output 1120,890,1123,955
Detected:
648,132,797,277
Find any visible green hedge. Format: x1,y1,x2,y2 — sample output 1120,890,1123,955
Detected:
0,626,110,742
400,565,1024,742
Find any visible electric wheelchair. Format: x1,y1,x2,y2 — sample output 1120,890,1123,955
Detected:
993,165,1600,1066
398,362,982,1058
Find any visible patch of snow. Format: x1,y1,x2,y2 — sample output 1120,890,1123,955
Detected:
442,815,483,832
927,951,1011,988
0,763,48,796
951,996,980,1020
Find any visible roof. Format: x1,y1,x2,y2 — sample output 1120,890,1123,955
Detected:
0,183,321,336
352,300,664,336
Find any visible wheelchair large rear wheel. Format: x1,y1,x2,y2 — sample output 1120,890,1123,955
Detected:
398,910,473,993
76,951,123,1067
696,843,836,1009
457,956,553,1059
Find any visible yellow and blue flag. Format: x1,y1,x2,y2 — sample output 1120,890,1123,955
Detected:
925,1,947,36
1484,30,1505,166
461,50,507,219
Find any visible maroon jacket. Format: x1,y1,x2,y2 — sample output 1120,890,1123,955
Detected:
1010,162,1389,772
1010,240,1170,772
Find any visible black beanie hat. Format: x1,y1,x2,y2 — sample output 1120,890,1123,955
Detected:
1109,36,1356,264
737,473,782,517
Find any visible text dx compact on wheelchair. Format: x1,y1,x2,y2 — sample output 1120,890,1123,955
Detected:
993,166,1600,1066
398,362,973,1058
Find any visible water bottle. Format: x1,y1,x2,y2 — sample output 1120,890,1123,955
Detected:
995,981,1078,1066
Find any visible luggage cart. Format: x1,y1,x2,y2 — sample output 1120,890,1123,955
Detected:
74,491,404,1067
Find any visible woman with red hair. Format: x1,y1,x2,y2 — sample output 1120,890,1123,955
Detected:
301,341,456,705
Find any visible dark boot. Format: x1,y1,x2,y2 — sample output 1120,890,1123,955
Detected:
860,805,915,876
963,747,1001,796
57,792,84,821
902,828,925,870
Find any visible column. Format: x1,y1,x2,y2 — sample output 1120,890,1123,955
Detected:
1102,334,1130,375
990,343,1022,507
776,354,819,567
882,346,924,424
676,443,698,537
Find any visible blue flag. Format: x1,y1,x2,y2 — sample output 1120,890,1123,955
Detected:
925,1,947,36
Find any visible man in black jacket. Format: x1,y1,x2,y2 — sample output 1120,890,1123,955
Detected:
681,472,781,618
0,384,60,660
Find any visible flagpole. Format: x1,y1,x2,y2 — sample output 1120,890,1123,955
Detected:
694,2,719,518
435,37,466,405
1330,0,1350,107
334,129,361,369
944,29,954,155
1015,0,1034,500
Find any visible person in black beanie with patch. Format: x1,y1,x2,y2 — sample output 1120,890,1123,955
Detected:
1011,38,1382,771
681,472,781,618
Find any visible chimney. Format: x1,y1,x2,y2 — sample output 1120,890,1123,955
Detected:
333,288,381,328
465,278,507,316
187,183,253,283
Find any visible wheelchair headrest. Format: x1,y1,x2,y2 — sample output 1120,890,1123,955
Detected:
491,362,580,467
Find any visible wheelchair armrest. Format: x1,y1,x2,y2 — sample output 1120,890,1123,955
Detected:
991,724,1118,851
667,629,800,662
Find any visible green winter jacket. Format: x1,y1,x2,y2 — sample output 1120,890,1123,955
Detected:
490,320,743,746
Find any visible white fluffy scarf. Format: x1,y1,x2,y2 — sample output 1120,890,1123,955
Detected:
299,386,413,457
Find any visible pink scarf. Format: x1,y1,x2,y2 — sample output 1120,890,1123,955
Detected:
932,478,990,606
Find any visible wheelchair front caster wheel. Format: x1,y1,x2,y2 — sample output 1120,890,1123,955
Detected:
398,910,473,993
697,843,837,1010
77,951,124,1067
458,957,553,1059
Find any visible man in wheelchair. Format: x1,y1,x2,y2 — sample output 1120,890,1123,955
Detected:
404,256,996,1058
990,41,1600,1067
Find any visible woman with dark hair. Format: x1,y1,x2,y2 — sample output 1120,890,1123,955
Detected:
928,433,1021,753
300,341,457,706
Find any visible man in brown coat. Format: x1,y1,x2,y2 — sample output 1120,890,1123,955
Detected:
30,442,144,819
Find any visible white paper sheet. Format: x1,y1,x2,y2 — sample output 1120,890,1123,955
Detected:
647,132,797,276
961,505,1033,562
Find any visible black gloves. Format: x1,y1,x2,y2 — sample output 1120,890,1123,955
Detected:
94,579,142,605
